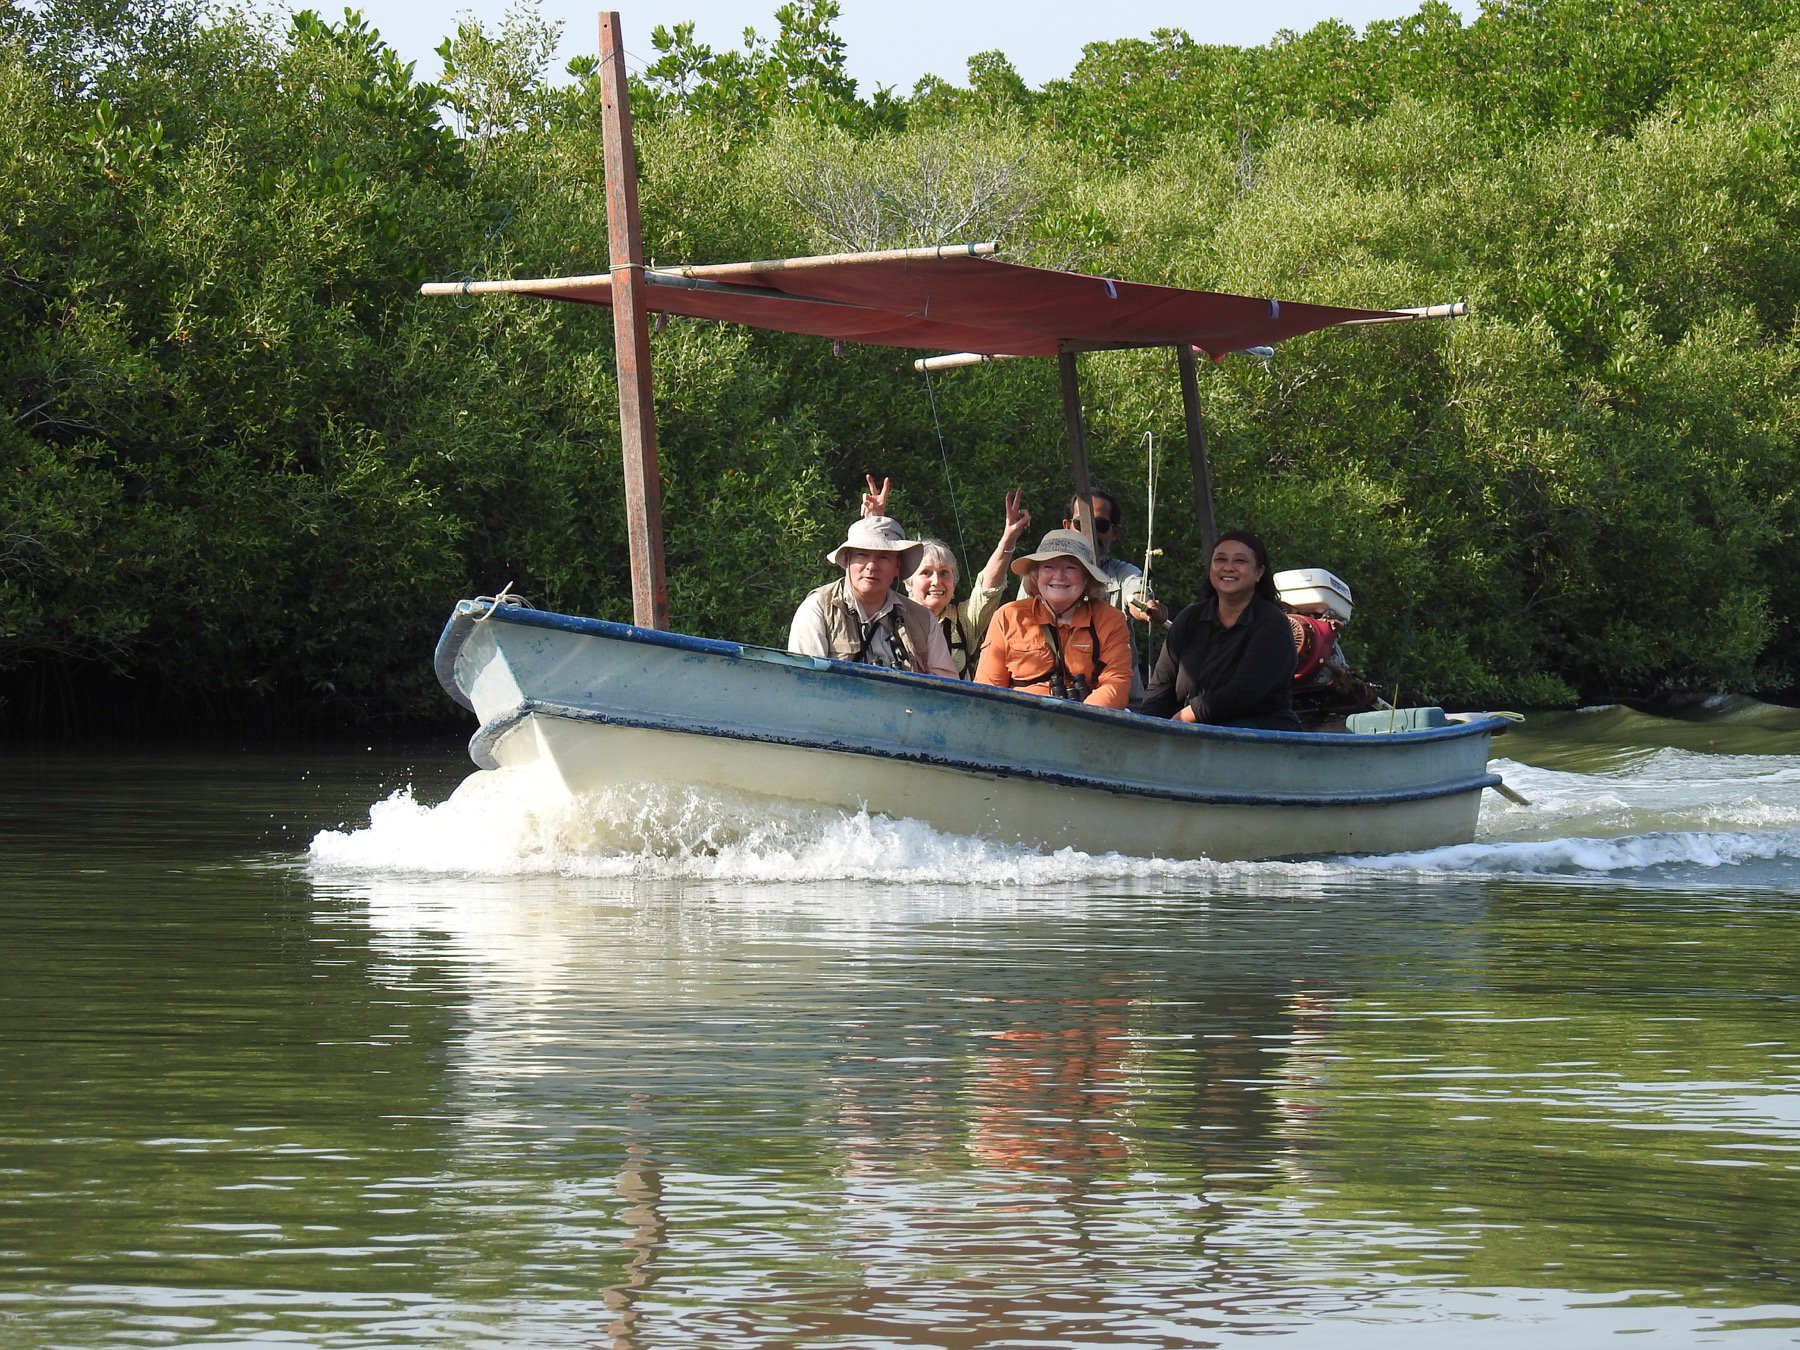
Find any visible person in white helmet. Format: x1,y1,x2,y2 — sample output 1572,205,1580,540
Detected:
1274,567,1383,728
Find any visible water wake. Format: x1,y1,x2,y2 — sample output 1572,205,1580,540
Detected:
306,766,1238,885
308,780,1800,893
1349,826,1800,880
308,701,1800,887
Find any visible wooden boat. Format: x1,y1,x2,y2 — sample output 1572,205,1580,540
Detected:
434,600,1506,860
421,12,1512,862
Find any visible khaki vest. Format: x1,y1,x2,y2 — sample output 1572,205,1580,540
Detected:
806,581,938,673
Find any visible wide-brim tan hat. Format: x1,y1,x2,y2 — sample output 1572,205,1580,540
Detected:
827,515,923,573
1011,528,1110,585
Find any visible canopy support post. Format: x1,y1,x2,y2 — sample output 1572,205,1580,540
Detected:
599,12,668,630
1058,350,1096,547
1175,345,1217,559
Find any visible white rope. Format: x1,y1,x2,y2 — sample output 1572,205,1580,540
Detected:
1140,430,1164,684
477,583,517,620
1141,429,1158,595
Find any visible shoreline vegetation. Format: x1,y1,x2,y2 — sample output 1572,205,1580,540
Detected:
4,0,1798,734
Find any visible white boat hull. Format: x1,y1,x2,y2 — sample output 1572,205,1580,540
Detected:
437,601,1505,862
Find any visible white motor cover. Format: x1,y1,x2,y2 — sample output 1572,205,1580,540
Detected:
1274,567,1354,622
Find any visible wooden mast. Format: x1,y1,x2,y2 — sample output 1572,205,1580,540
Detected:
598,11,668,630
1057,350,1097,547
1175,344,1218,558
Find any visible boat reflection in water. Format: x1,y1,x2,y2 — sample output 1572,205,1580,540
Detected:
315,849,1490,1344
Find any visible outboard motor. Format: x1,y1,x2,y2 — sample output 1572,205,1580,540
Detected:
1273,567,1354,623
1273,567,1382,726
1275,568,1353,683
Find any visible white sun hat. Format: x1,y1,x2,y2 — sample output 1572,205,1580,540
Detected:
827,515,923,573
1010,528,1111,585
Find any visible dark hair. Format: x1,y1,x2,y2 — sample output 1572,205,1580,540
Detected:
1067,486,1123,530
1203,530,1280,603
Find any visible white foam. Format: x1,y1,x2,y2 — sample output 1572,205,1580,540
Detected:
308,766,1239,885
308,742,1800,888
1344,827,1800,879
1480,752,1800,839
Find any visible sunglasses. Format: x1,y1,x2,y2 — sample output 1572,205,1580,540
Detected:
1092,517,1117,533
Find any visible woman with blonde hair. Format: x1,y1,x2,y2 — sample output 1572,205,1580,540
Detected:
974,529,1133,710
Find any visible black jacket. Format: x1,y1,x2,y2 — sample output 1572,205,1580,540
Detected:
1141,595,1302,730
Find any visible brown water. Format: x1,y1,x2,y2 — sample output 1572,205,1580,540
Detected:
2,706,1798,1347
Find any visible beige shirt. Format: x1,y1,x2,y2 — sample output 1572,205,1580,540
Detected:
788,580,958,678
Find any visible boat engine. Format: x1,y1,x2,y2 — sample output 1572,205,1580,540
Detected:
1274,567,1383,726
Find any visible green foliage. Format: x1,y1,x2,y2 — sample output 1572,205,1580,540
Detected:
1032,0,1800,163
907,50,1036,127
631,0,901,139
435,2,562,143
0,7,486,725
0,428,158,671
4,0,1800,730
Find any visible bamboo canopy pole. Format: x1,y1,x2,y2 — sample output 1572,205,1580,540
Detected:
1339,301,1469,325
912,351,1020,373
418,243,1003,299
1174,344,1217,559
599,11,668,631
659,242,998,278
419,275,616,296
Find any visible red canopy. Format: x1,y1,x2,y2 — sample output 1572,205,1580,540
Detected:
423,246,1412,361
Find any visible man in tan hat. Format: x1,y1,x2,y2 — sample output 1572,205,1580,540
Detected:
788,516,958,677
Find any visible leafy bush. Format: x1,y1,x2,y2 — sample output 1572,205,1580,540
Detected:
4,0,1798,729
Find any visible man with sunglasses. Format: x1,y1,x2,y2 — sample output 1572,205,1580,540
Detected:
1064,489,1170,708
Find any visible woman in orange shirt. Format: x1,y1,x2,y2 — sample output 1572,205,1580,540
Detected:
974,529,1133,710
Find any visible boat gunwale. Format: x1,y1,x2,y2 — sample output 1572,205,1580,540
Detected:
438,601,1511,749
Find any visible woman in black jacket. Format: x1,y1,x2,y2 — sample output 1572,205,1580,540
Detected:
1142,530,1302,731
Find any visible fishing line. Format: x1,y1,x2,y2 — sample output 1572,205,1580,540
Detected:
1140,428,1161,685
922,369,972,577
